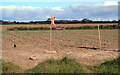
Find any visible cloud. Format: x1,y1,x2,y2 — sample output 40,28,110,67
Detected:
0,1,118,21
104,1,118,6
51,7,64,11
94,1,118,6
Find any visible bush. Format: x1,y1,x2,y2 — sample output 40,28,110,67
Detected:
65,27,72,30
75,27,79,30
90,26,94,29
61,27,64,30
80,26,90,29
52,27,56,30
99,25,104,29
94,26,98,29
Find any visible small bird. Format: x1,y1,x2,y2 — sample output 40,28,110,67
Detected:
14,44,16,48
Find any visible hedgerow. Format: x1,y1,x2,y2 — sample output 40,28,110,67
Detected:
7,25,120,31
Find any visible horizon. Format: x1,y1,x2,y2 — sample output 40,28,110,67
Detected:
1,18,118,22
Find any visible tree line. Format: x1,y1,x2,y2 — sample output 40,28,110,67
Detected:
0,18,118,25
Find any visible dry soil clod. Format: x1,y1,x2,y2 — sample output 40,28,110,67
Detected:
44,50,57,54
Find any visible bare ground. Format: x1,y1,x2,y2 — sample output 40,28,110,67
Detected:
2,24,119,70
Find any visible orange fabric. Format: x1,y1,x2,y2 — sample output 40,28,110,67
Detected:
51,16,55,25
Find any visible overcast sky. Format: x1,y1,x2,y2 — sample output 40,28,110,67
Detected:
0,1,118,21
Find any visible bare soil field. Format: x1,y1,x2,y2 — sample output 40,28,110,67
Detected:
2,24,119,70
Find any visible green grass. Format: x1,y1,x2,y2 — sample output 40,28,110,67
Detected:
1,56,120,73
91,56,120,73
24,57,90,73
2,60,23,73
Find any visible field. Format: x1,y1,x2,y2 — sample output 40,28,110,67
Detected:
2,24,119,71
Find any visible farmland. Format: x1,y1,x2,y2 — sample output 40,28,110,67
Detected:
2,23,119,71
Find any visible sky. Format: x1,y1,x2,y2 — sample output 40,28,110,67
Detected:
0,1,119,21
1,0,119,2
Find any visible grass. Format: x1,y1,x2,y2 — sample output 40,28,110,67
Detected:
2,60,23,73
91,56,120,73
24,57,90,73
1,56,120,73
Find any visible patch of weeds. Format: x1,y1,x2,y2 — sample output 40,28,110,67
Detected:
2,61,23,73
91,56,120,73
24,57,90,73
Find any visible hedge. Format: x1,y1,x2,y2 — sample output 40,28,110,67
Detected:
7,25,120,31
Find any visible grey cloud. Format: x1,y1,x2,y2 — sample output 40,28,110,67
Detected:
0,3,118,21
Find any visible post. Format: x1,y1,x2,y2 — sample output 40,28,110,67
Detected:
50,25,52,51
98,24,101,50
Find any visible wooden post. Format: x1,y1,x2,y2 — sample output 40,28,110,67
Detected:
50,25,52,51
45,16,57,54
98,24,101,50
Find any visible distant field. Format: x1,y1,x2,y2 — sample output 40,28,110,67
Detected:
2,24,119,70
2,23,118,30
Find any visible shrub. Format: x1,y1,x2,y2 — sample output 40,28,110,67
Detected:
75,27,79,30
81,26,90,29
99,25,104,29
61,27,64,30
90,26,94,29
94,26,98,29
52,27,56,30
71,27,75,30
65,27,72,30
78,27,81,29
7,28,14,31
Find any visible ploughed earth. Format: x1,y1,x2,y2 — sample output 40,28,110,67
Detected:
2,24,119,70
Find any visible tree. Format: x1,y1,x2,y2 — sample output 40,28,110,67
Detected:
82,18,93,23
47,18,51,21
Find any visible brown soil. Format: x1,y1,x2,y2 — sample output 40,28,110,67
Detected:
2,24,119,70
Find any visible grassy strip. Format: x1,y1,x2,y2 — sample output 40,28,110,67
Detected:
24,57,90,73
2,60,23,73
1,56,120,73
90,56,120,73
